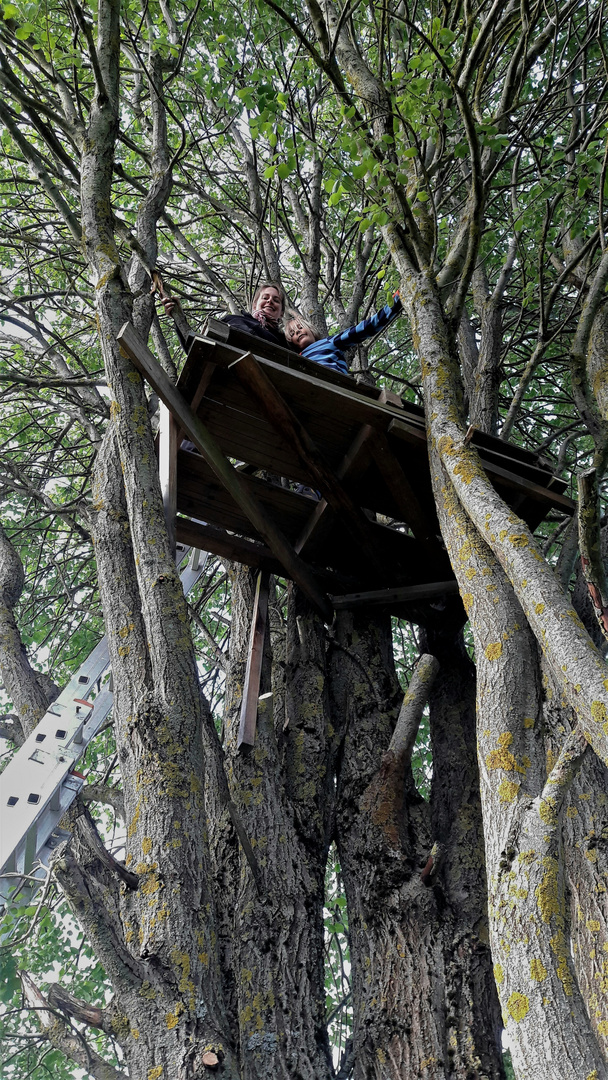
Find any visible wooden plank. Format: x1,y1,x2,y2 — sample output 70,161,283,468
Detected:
331,581,460,609
237,571,270,753
118,322,333,622
368,430,436,544
176,464,314,543
197,396,360,483
231,352,388,577
158,402,177,556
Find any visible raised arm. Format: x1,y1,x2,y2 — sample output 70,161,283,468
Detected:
332,292,402,348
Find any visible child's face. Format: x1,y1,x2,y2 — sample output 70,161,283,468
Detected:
287,318,316,348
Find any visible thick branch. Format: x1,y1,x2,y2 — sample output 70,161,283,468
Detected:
577,468,608,641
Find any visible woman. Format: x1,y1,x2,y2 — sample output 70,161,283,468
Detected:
222,281,289,346
283,292,402,374
161,280,291,349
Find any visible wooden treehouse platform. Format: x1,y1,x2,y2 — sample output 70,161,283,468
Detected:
118,317,574,625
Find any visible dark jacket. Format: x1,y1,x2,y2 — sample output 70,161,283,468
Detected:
222,311,287,347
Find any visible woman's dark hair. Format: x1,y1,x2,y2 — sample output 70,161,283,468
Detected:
251,281,287,316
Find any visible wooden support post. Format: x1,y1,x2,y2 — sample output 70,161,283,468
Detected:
237,570,270,753
158,401,178,557
117,322,333,622
231,353,386,575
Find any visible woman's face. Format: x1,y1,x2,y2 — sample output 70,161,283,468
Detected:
286,318,316,349
253,286,283,320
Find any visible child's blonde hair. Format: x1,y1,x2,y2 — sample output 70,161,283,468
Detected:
282,308,318,342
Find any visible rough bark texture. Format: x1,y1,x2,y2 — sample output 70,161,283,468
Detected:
0,523,58,738
330,610,503,1079
431,447,607,1078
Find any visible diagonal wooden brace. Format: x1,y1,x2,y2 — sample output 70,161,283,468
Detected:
117,322,333,622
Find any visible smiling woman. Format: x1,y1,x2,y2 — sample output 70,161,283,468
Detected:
222,280,291,347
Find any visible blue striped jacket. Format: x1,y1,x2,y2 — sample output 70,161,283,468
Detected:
300,294,402,374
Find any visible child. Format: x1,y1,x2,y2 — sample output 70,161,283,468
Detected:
283,292,402,375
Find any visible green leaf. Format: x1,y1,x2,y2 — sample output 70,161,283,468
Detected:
15,21,34,38
439,27,456,45
416,191,429,202
3,3,18,17
277,160,294,179
263,165,276,180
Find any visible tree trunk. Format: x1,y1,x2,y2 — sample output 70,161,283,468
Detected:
331,609,504,1079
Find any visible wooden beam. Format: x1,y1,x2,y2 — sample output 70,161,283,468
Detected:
387,417,427,447
237,571,270,753
158,401,178,556
368,430,435,544
331,580,460,609
475,458,575,511
231,352,388,576
378,387,404,409
118,322,333,622
175,517,284,574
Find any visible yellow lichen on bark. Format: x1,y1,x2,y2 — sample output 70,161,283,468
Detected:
536,857,560,923
507,992,530,1022
485,642,503,661
530,958,548,982
487,732,527,774
591,701,608,724
498,780,520,803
